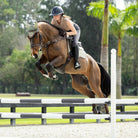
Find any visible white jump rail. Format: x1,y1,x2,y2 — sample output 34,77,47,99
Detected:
0,98,137,104
116,99,138,105
0,98,110,104
0,113,110,119
0,112,137,120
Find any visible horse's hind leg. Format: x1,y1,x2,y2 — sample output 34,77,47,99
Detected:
88,80,109,113
87,64,109,114
71,74,97,113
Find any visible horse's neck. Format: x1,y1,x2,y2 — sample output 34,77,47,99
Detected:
42,23,58,41
39,22,68,58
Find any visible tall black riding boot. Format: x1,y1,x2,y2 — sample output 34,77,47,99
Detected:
74,46,81,70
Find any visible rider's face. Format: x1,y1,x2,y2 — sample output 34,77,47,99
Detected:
53,14,61,21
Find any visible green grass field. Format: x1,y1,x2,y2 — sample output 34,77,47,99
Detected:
0,94,138,125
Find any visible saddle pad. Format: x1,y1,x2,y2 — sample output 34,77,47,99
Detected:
67,41,87,59
79,47,87,59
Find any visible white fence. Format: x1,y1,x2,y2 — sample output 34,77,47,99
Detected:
0,49,138,138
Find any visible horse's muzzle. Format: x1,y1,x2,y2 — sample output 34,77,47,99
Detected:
32,54,38,59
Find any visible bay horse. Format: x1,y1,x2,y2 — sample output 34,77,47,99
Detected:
28,21,110,114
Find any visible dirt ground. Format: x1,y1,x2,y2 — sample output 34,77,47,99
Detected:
0,122,138,138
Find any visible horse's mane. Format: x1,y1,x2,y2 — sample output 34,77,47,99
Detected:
37,20,65,33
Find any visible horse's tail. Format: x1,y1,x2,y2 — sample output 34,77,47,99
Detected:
97,62,111,97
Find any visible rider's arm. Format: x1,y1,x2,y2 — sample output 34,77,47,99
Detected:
51,19,54,24
66,20,77,36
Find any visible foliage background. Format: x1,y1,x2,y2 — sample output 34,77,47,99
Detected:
0,0,137,95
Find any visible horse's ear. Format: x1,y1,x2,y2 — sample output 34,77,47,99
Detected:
27,35,30,40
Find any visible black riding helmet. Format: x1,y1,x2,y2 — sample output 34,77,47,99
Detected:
49,6,64,16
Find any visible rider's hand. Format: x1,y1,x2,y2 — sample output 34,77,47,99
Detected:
59,30,66,37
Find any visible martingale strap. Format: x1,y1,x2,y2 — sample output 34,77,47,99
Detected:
43,36,66,48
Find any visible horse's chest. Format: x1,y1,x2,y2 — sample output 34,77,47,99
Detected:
49,45,61,54
43,45,62,60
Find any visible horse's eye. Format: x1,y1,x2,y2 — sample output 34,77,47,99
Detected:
28,32,34,38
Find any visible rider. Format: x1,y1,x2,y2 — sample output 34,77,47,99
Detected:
50,6,81,70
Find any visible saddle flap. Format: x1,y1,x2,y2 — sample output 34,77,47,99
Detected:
66,38,85,58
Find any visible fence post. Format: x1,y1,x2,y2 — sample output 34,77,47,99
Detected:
10,106,16,126
111,49,116,138
70,106,74,123
120,106,125,122
42,106,46,125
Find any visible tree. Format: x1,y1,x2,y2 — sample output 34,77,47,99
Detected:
0,0,15,32
7,0,41,32
122,2,138,95
101,0,109,72
87,1,138,98
109,4,138,98
87,1,116,72
0,26,19,66
0,45,30,93
38,0,60,22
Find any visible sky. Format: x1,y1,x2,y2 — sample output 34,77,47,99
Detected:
115,0,126,10
59,0,126,10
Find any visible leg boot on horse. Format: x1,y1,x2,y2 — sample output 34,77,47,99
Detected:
45,63,58,80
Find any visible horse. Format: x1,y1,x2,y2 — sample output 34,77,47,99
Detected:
27,21,110,114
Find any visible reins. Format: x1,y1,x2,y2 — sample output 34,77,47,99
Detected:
42,36,66,49
29,20,66,49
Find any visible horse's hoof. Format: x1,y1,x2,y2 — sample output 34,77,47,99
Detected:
97,105,106,114
93,105,106,114
97,111,101,114
52,74,58,80
43,74,50,79
44,73,58,80
100,106,106,114
93,109,99,114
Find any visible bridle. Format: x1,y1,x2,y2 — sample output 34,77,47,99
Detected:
29,31,42,49
29,30,66,50
29,20,67,50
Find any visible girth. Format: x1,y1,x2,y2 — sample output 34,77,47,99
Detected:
54,56,71,74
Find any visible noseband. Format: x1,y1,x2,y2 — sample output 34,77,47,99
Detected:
29,31,42,49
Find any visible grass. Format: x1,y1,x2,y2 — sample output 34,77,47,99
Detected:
0,94,87,99
0,94,138,125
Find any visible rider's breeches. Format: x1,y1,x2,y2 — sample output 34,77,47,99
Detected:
73,23,80,48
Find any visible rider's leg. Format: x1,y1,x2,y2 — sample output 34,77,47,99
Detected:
73,24,81,70
74,45,81,69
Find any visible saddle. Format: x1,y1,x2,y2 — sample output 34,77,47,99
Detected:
66,36,82,57
66,37,86,59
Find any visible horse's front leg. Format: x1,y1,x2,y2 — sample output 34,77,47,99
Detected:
35,55,49,78
45,56,64,80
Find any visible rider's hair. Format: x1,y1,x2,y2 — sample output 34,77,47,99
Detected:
62,14,71,19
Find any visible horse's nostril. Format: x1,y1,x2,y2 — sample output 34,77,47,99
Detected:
34,54,38,59
32,54,38,59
